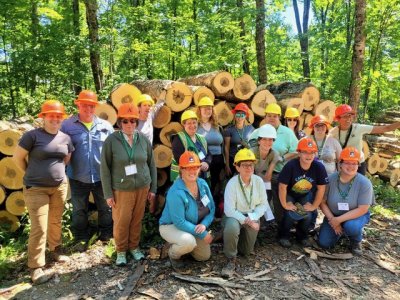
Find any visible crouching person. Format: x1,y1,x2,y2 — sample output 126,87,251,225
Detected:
222,148,272,278
159,151,214,271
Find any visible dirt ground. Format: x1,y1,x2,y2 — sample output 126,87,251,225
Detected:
1,215,399,300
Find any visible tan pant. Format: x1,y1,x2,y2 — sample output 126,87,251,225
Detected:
159,224,211,261
24,182,68,268
112,187,149,252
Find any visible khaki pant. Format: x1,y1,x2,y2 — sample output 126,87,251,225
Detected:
112,187,149,252
159,224,211,261
223,216,259,258
24,182,68,268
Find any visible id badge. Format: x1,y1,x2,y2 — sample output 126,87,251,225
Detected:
338,203,349,211
264,181,271,190
125,164,137,176
198,151,205,160
201,195,210,207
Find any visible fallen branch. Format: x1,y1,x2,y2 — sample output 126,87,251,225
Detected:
243,267,277,280
137,288,162,300
330,277,353,298
172,273,245,288
363,254,400,275
247,276,273,281
304,248,353,260
305,257,324,281
119,261,146,300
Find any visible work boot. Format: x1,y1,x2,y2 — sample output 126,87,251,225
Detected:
221,258,236,278
299,238,312,248
129,248,145,261
30,268,53,285
350,241,363,256
169,257,186,271
115,252,127,266
50,246,70,263
279,238,292,248
72,241,88,253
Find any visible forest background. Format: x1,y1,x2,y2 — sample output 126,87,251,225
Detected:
1,0,399,121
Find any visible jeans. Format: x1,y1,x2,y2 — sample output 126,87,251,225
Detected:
318,211,370,249
69,178,112,241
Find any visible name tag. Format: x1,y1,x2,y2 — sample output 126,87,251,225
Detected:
264,181,271,190
198,151,205,160
125,164,137,176
338,203,349,211
201,195,210,207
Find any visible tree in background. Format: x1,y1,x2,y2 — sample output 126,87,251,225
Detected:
255,0,267,83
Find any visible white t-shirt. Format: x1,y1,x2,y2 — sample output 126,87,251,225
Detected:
315,136,342,175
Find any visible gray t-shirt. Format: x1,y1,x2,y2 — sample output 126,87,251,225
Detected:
223,124,255,158
251,146,280,177
19,128,74,187
197,125,223,155
325,172,374,216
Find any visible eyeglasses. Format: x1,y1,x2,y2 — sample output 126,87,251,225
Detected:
286,118,297,122
340,114,353,119
235,112,246,118
182,166,200,171
342,161,359,166
240,163,254,168
122,119,137,124
314,123,326,128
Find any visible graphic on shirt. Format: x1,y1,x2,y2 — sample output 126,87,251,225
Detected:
292,177,313,194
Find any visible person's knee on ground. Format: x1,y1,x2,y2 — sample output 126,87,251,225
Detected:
169,232,197,259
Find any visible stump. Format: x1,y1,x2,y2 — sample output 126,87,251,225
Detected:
153,105,172,129
178,71,234,96
95,102,117,125
250,89,277,117
0,157,24,190
214,101,233,126
153,144,173,168
5,191,26,216
0,129,22,156
159,122,183,147
0,210,20,232
189,86,215,105
110,83,142,109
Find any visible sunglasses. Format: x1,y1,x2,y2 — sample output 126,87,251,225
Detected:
314,123,326,128
235,112,246,118
122,119,137,124
286,118,297,122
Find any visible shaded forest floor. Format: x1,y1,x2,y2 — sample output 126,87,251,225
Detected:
1,213,400,300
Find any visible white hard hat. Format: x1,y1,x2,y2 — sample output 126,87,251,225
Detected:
257,124,277,139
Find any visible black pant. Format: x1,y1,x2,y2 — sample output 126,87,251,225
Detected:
358,161,367,175
209,154,225,203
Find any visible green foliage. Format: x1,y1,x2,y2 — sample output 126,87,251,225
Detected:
369,176,400,215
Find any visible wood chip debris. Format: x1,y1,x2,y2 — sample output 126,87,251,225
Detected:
304,248,353,260
172,272,245,288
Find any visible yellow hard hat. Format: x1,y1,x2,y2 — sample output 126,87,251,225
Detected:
284,107,300,118
181,110,198,124
265,103,282,115
137,94,155,106
197,97,214,107
234,148,256,164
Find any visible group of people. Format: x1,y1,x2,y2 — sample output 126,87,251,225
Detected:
13,90,400,283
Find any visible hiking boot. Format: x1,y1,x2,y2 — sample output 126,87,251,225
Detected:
129,248,145,261
221,258,236,278
169,257,186,271
72,241,88,253
116,252,127,266
299,238,312,248
50,246,70,263
350,241,363,256
279,238,292,248
30,268,53,285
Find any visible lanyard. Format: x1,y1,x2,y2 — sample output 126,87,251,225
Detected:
184,131,201,155
338,125,353,148
313,135,326,158
337,173,357,200
120,131,137,164
238,176,253,207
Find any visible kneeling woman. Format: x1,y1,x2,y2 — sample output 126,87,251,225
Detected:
159,151,214,270
318,147,373,255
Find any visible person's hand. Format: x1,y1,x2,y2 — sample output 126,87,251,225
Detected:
303,202,316,212
147,192,156,214
225,165,232,177
244,217,252,225
201,162,209,172
106,197,115,208
284,202,297,211
195,224,206,234
328,217,341,229
203,232,213,244
248,221,260,231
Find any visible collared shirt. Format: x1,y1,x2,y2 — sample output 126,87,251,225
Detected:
61,115,114,183
137,100,165,144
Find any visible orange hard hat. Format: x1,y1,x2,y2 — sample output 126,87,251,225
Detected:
38,100,67,119
117,103,139,119
74,90,98,105
309,115,331,129
334,104,355,120
297,137,318,153
340,147,360,162
231,103,249,117
179,151,201,168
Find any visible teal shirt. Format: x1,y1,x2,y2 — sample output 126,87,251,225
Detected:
272,125,298,172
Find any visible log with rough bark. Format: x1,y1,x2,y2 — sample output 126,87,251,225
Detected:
0,129,22,156
276,97,304,115
312,100,336,123
232,74,257,100
5,191,26,216
367,153,380,174
153,105,172,129
110,83,142,109
378,167,400,187
0,157,24,190
189,86,215,105
214,101,234,126
131,80,192,112
375,110,400,123
159,122,183,147
0,210,20,232
366,135,400,155
250,89,277,117
178,71,234,97
94,102,117,125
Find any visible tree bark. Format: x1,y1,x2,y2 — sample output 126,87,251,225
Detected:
84,0,103,93
73,0,82,95
237,0,250,74
255,0,267,84
349,0,367,114
30,0,39,95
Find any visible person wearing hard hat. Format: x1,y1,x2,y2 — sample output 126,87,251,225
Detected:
137,94,164,144
100,103,157,266
61,90,114,251
330,104,400,175
159,151,214,271
318,147,374,255
223,103,255,178
13,100,73,284
221,148,272,278
196,97,224,213
277,137,328,248
284,107,306,140
170,109,212,182
309,115,342,175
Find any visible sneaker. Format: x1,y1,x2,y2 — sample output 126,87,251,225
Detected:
30,268,53,285
279,238,292,248
50,246,70,263
129,248,145,261
350,241,362,256
116,252,127,266
169,257,186,271
221,258,236,278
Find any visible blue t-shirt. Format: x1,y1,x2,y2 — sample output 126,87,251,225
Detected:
223,124,255,158
278,158,329,199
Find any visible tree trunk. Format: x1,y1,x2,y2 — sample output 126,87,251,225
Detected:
30,0,39,95
345,0,354,54
255,0,267,84
349,0,367,114
84,0,103,93
73,0,82,95
237,0,250,74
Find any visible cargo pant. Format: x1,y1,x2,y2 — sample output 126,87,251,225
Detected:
24,182,68,268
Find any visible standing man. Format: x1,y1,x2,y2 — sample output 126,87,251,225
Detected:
330,104,400,175
61,90,114,251
137,94,164,144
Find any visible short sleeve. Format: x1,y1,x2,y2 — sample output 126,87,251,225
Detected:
18,130,35,152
